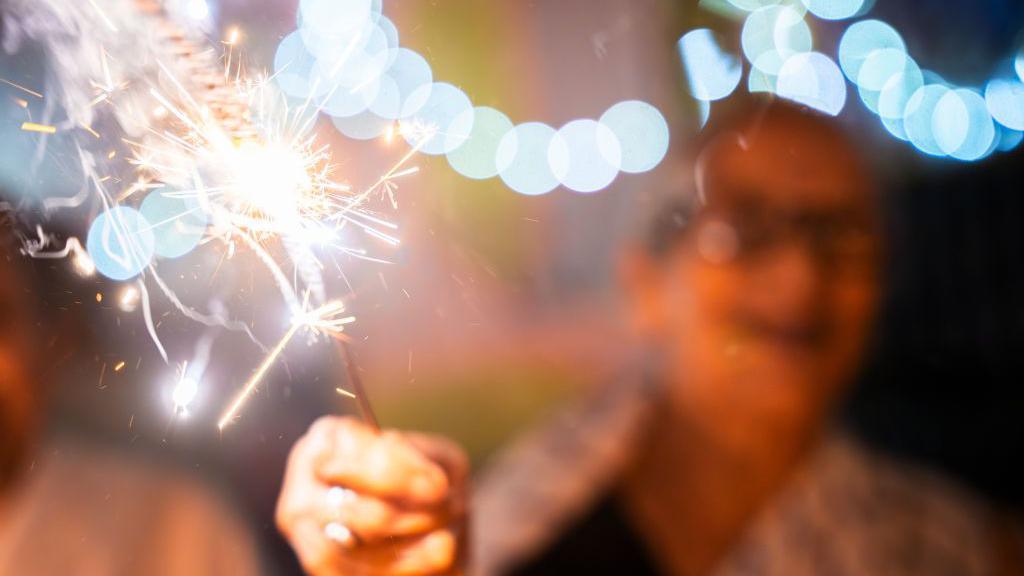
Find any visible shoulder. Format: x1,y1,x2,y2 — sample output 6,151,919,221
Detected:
472,374,658,576
0,440,260,575
718,433,1004,576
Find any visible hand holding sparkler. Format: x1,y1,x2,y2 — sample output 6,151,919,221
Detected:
277,416,468,576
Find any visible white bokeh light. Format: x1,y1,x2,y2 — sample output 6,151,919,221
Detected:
495,123,561,196
548,119,622,194
678,29,742,102
599,100,670,174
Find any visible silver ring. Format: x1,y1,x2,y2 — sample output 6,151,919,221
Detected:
323,486,360,548
324,521,358,548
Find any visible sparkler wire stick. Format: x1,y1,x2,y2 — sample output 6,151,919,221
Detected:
336,339,380,432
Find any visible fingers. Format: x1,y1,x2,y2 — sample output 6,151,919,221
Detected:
311,417,451,507
277,416,468,575
288,518,458,576
323,487,449,542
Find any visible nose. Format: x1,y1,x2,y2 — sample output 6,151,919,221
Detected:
756,239,825,324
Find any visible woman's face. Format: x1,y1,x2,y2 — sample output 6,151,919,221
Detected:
631,116,881,448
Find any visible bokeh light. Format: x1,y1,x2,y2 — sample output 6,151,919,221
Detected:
331,109,394,140
400,82,473,155
742,5,812,75
984,78,1024,131
876,55,923,118
140,187,207,259
776,52,847,115
903,84,950,157
599,100,670,174
495,122,561,196
933,89,995,161
298,0,376,62
838,20,905,85
548,119,622,194
446,107,514,180
800,0,865,21
674,5,1015,163
678,29,742,101
273,31,318,99
86,206,155,281
996,126,1024,151
748,68,777,93
276,1,669,192
370,48,433,120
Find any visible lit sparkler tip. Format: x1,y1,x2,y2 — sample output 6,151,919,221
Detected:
172,376,199,414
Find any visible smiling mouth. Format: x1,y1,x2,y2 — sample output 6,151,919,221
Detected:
733,314,830,354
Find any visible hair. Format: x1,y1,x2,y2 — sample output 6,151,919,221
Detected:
644,95,864,258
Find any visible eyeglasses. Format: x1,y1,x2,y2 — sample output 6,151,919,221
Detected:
693,206,878,268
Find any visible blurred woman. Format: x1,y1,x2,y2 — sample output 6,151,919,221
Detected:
276,99,1020,575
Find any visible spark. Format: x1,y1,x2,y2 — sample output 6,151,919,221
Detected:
118,285,140,312
21,122,57,134
80,123,101,139
0,78,43,98
218,299,353,430
86,0,119,32
18,4,417,429
21,233,96,277
114,360,126,372
172,375,199,414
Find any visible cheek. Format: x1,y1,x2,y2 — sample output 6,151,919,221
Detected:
813,277,879,399
662,263,741,371
830,278,879,355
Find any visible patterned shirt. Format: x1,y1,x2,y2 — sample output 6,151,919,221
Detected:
472,375,1007,575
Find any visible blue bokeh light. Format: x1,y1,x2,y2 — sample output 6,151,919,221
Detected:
678,29,743,102
140,188,207,259
934,89,995,162
876,55,923,119
599,100,670,174
86,206,156,281
903,84,950,157
748,68,776,93
446,107,514,180
838,20,905,85
495,123,560,196
548,119,622,194
801,0,865,21
776,52,847,116
996,126,1024,151
984,78,1024,131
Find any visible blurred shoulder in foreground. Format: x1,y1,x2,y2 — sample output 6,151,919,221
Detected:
0,435,260,575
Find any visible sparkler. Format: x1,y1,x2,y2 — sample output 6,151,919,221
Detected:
3,0,431,430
